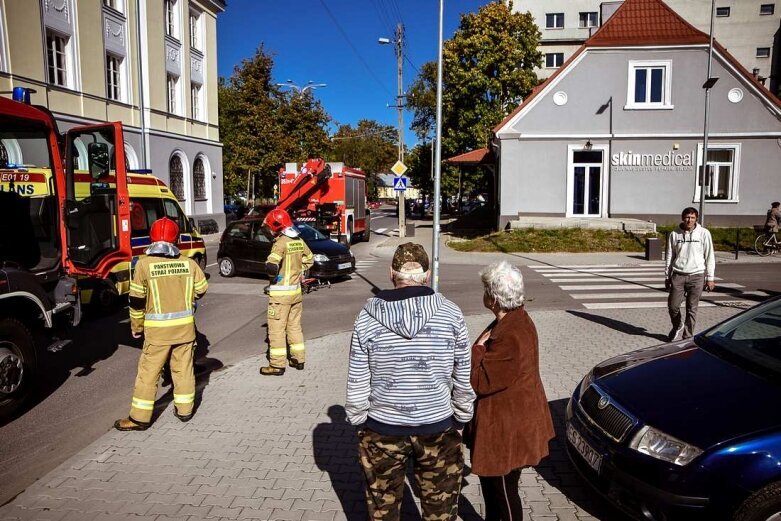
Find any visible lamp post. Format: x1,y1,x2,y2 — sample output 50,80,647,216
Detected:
432,0,444,291
275,79,327,96
379,23,406,238
699,0,718,226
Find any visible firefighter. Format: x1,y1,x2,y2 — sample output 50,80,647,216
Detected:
260,208,314,376
114,217,208,431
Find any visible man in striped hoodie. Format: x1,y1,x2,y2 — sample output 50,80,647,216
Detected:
346,243,475,520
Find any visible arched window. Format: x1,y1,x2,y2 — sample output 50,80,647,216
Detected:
193,157,206,200
169,155,184,200
0,142,8,168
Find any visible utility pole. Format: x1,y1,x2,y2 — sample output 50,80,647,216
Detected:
394,23,406,238
699,0,718,226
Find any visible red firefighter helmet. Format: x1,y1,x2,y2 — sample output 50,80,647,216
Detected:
263,208,294,235
150,217,179,244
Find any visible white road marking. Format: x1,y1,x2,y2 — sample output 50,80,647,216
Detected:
376,228,387,234
206,262,218,268
536,268,662,274
561,282,745,290
571,291,738,300
529,263,664,269
582,301,717,309
550,277,665,283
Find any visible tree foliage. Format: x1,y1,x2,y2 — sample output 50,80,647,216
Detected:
406,1,541,198
218,46,331,199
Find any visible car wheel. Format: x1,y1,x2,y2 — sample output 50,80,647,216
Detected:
196,254,207,271
219,257,236,277
0,318,37,421
346,220,353,245
733,482,781,521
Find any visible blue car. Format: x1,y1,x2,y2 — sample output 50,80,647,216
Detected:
566,296,781,521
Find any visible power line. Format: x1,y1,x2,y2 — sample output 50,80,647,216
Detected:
318,0,393,97
382,0,405,26
371,0,395,35
404,54,420,74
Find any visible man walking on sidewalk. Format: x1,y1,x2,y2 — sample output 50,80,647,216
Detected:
346,243,476,520
665,207,715,341
115,217,208,431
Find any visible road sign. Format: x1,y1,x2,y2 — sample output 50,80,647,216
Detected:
391,160,408,176
393,177,407,191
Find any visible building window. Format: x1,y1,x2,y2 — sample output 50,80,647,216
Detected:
103,0,122,10
546,13,564,29
165,0,179,38
626,60,673,109
0,142,8,168
716,6,730,16
46,30,68,87
169,155,184,201
757,47,771,58
167,74,179,114
193,158,206,200
189,11,201,50
696,145,740,202
191,83,202,120
545,53,564,68
579,12,598,28
106,54,122,101
760,3,775,15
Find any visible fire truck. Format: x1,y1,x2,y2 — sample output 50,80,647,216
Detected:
277,159,369,245
0,88,131,419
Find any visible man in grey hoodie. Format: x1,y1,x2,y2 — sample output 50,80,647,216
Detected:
346,243,475,520
665,207,715,341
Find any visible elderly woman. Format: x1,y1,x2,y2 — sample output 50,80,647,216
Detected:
465,261,555,521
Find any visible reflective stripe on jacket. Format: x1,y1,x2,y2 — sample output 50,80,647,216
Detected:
129,254,208,344
266,235,314,303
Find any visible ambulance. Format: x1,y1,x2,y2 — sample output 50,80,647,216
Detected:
0,168,206,306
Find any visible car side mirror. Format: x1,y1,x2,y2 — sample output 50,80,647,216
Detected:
87,142,110,180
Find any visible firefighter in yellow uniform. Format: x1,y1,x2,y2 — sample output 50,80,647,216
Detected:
114,217,208,431
260,208,314,376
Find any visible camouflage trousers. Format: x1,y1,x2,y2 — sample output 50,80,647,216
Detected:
358,428,464,521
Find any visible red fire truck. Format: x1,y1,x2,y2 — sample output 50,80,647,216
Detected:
277,159,369,245
0,88,131,418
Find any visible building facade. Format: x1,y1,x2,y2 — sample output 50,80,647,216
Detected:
517,0,781,96
0,0,226,230
494,0,781,228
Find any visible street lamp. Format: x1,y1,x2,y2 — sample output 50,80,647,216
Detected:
699,0,718,225
275,79,327,95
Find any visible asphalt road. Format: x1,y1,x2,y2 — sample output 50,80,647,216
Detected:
0,208,779,506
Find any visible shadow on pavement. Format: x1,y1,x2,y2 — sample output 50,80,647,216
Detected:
567,310,669,343
540,398,633,521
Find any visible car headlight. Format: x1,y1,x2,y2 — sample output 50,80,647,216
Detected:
579,369,595,397
629,425,702,466
313,254,329,262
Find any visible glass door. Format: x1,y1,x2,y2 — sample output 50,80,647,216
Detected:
571,151,603,216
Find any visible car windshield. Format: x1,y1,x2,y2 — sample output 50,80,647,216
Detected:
294,222,327,241
699,299,781,376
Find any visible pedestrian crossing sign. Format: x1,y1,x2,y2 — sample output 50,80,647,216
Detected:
393,177,407,191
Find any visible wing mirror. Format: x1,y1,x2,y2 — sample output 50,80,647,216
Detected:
87,142,110,180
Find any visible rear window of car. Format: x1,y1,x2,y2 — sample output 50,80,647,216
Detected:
227,222,251,240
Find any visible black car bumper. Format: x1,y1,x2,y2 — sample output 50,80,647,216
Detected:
309,256,355,279
565,395,713,521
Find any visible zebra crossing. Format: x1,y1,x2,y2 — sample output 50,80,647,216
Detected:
373,227,399,237
354,258,379,272
529,263,760,310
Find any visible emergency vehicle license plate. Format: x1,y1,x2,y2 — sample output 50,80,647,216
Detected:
567,422,602,473
337,262,352,270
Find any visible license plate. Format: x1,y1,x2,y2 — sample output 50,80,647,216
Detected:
567,422,602,473
337,262,352,270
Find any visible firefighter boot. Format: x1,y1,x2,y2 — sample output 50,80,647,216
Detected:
289,359,305,370
260,365,285,376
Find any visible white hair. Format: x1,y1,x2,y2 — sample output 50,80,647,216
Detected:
480,261,524,310
392,270,429,286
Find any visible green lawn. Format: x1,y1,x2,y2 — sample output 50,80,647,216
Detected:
448,227,757,253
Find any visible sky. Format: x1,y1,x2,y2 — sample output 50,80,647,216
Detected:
216,0,489,149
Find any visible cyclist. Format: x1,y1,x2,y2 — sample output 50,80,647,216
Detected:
765,201,781,238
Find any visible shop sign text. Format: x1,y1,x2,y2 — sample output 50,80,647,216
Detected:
611,150,694,172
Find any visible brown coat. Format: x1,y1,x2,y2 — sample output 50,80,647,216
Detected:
465,307,555,477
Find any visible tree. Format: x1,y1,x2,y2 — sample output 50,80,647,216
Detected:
406,1,541,201
274,91,332,166
327,120,398,199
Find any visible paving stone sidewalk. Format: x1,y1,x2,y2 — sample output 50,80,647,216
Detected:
0,307,739,521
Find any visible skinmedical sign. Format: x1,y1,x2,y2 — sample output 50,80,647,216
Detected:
611,150,695,172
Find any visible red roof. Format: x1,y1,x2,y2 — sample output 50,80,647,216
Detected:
446,148,492,165
493,0,781,133
587,0,709,47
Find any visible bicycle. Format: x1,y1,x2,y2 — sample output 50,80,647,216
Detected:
754,230,779,256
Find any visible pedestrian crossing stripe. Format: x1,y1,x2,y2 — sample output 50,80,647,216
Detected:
527,263,755,310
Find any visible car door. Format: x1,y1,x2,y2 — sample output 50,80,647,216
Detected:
62,123,131,277
247,222,272,274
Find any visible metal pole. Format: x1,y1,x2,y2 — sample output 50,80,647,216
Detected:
396,23,406,238
135,0,148,168
432,0,444,291
699,0,716,226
